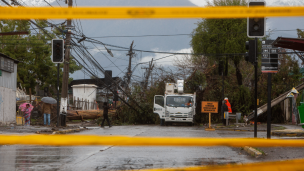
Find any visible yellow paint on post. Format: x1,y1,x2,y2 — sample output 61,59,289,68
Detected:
0,6,304,19
1,135,304,147
205,113,215,131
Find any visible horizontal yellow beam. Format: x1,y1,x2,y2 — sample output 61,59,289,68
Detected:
144,159,304,171
0,6,304,19
1,135,304,146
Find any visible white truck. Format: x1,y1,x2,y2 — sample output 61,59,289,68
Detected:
153,80,196,126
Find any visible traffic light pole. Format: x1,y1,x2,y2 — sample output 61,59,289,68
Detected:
57,63,60,127
254,37,258,138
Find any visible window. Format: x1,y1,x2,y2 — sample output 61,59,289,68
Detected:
155,96,164,107
166,96,193,107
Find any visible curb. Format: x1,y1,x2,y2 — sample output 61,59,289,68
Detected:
271,132,304,137
243,146,262,157
215,128,267,132
271,129,304,137
52,128,86,134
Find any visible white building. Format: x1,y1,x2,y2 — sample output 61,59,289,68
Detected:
0,53,18,125
72,84,97,110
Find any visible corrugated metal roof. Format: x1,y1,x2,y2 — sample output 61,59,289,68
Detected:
0,53,19,64
0,63,17,90
273,37,304,51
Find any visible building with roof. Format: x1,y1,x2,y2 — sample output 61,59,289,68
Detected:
0,53,19,125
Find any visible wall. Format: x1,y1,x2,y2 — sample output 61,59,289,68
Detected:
0,87,16,125
72,84,97,110
0,63,17,125
0,63,17,90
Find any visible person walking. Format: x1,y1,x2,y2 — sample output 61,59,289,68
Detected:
291,88,300,125
42,102,52,126
221,100,228,125
101,102,112,128
23,104,32,126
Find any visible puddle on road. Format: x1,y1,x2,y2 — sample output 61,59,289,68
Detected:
0,146,76,171
94,157,239,170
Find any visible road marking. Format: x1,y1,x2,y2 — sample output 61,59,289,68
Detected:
0,6,304,19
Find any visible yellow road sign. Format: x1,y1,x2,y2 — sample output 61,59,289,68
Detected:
201,101,218,113
0,6,304,19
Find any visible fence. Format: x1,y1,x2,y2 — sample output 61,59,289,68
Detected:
67,97,98,110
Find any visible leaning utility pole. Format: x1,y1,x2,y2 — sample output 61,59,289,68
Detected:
125,41,134,91
59,0,73,122
141,58,154,90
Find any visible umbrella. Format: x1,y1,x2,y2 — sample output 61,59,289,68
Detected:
41,97,57,104
19,103,34,113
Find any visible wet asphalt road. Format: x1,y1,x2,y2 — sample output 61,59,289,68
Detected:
0,125,301,171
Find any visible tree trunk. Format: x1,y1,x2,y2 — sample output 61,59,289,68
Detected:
234,61,243,86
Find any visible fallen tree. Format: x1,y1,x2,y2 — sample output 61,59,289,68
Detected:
66,109,116,121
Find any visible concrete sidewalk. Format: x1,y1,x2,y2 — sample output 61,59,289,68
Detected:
0,125,85,134
214,123,287,132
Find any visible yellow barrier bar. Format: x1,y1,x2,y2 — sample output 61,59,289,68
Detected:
142,159,304,171
1,135,304,146
0,6,304,19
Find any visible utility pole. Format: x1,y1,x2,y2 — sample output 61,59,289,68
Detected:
126,41,135,91
254,37,258,138
141,58,154,90
59,0,73,124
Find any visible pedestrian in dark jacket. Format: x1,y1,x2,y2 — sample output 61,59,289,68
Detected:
221,100,228,125
101,102,112,128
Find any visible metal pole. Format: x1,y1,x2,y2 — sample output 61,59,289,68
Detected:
222,71,224,100
267,73,272,138
57,63,60,127
254,37,258,138
209,113,211,128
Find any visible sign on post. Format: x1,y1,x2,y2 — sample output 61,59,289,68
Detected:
201,101,218,113
201,101,218,131
261,40,278,73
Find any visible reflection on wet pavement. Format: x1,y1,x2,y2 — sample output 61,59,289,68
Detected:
0,146,76,171
0,125,254,171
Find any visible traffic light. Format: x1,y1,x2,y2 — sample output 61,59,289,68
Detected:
44,87,48,97
105,70,112,85
52,39,64,63
218,59,224,75
113,91,118,101
247,1,265,38
245,40,257,64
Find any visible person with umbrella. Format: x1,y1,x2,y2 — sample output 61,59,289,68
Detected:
41,97,56,126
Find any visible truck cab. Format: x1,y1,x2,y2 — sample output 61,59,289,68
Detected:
154,80,196,126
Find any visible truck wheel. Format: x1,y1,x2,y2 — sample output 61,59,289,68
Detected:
160,119,165,126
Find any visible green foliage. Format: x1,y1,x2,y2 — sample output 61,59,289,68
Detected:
188,0,303,124
297,29,304,38
191,0,248,86
0,19,81,94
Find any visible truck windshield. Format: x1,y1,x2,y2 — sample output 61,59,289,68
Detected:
166,96,193,107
